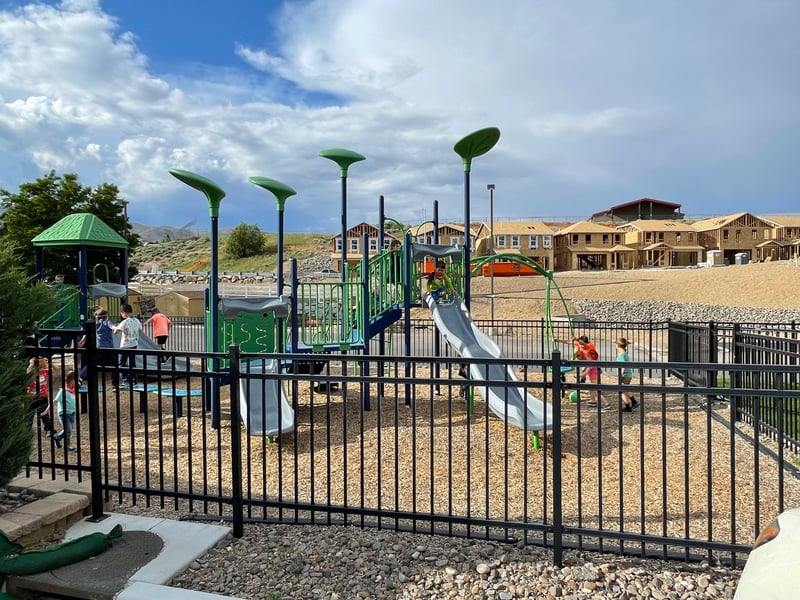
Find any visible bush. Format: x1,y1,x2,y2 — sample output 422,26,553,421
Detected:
0,241,56,487
225,223,266,259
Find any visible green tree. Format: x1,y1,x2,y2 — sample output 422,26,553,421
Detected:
0,171,141,279
225,222,266,259
0,240,56,487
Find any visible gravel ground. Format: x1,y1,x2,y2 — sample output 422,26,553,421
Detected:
68,262,800,598
109,495,741,599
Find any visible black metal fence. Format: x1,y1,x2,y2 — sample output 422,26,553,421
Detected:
25,319,800,569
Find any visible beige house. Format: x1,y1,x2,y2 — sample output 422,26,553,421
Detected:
553,221,630,271
691,212,775,264
760,215,800,260
616,220,704,268
488,221,554,270
412,222,487,251
330,222,401,272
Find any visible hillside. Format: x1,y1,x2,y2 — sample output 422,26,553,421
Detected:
130,231,333,273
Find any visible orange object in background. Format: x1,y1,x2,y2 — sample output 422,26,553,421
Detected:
481,261,542,277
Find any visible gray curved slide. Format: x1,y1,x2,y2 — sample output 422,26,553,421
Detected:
425,294,553,431
238,359,295,437
132,331,190,375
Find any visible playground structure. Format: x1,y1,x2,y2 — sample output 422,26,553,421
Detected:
34,127,575,444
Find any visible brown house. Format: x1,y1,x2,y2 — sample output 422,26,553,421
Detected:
330,222,401,272
691,212,775,263
616,220,704,268
488,221,555,270
760,215,800,261
591,198,684,223
412,222,486,250
553,221,628,271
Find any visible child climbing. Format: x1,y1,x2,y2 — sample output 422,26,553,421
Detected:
427,260,455,304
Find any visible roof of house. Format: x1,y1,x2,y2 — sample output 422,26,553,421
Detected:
591,197,682,219
689,212,775,231
490,220,555,235
555,220,617,235
617,219,697,232
760,215,800,227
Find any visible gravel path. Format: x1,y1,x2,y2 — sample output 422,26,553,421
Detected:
112,501,741,599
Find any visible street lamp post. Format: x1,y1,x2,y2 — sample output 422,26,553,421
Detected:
453,127,501,308
487,183,495,329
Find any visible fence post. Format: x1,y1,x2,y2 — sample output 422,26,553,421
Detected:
228,345,244,538
551,349,564,567
707,321,718,405
84,321,107,522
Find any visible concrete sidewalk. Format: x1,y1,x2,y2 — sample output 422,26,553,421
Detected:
6,513,243,600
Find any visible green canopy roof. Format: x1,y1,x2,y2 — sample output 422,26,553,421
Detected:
31,213,128,249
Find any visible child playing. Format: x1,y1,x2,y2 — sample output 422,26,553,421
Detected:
574,336,610,410
26,356,54,436
616,337,639,412
48,370,77,451
427,260,455,304
143,307,171,361
112,303,141,386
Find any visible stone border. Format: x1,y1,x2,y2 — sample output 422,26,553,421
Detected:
0,475,94,546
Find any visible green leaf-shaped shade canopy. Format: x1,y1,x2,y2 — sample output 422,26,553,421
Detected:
453,127,501,171
248,176,297,212
169,169,226,217
318,148,366,177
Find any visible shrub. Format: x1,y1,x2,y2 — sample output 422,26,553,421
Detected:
0,241,56,487
225,223,266,259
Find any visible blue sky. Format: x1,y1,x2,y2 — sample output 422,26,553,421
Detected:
0,0,798,233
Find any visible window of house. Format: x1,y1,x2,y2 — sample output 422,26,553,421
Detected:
723,230,729,240
614,234,621,244
688,232,694,242
584,234,591,244
369,237,378,252
335,238,343,251
764,229,770,240
658,232,664,242
450,236,460,247
734,229,741,242
349,238,359,252
645,232,652,243
511,235,520,248
602,234,609,245
416,235,426,244
496,235,507,248
528,235,538,249
676,232,682,243
542,235,552,249
571,234,579,244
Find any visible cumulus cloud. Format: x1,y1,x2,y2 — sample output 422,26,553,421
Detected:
0,0,798,232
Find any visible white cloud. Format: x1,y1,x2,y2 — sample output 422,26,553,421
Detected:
0,0,798,232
